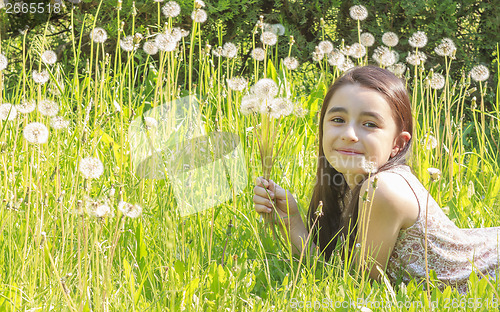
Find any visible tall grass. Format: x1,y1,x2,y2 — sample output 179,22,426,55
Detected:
0,2,499,311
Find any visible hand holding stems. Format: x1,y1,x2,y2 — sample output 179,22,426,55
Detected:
253,177,316,256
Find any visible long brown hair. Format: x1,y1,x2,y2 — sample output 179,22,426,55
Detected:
307,65,413,260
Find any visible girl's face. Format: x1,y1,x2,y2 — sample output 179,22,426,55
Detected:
322,83,410,181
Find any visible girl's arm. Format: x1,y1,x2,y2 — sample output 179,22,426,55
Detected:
354,172,419,281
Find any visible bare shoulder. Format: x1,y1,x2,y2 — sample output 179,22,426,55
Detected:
359,171,419,229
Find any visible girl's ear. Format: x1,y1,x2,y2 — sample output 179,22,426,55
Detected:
391,131,411,157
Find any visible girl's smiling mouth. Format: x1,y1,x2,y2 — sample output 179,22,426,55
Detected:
336,148,363,155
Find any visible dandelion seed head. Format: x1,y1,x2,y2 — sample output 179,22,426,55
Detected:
227,77,247,92
337,58,354,72
23,122,49,144
387,63,406,77
312,50,324,62
260,31,277,46
434,38,456,57
268,97,293,119
427,167,441,181
32,69,50,84
90,27,108,44
41,50,57,65
360,32,375,47
155,33,177,52
372,46,396,66
170,27,183,42
283,56,299,70
349,5,368,21
191,9,207,23
222,42,238,58
85,198,113,218
50,116,70,130
162,1,181,18
294,106,308,118
240,95,261,115
38,99,59,116
361,159,377,174
120,36,140,52
470,65,489,82
194,0,205,8
143,41,158,55
113,100,121,113
16,100,36,114
0,53,7,71
430,73,445,90
381,32,398,47
422,133,438,150
318,41,334,54
144,117,158,130
118,201,143,218
348,42,366,59
212,46,223,57
327,50,345,66
408,31,428,48
251,48,266,61
0,103,17,121
252,78,279,99
79,157,104,179
263,23,285,36
406,51,427,66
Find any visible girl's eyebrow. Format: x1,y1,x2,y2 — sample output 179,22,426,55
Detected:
326,106,385,122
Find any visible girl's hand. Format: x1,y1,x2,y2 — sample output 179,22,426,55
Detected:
253,177,299,227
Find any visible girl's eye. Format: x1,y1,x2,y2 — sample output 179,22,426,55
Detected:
331,117,344,123
364,122,378,128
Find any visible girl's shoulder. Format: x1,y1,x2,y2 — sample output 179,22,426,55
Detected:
362,165,419,228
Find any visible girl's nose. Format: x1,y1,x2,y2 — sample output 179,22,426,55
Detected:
341,124,358,141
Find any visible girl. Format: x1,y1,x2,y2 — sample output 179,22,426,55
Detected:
253,65,499,294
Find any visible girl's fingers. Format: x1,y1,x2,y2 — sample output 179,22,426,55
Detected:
253,195,273,209
253,185,274,199
254,203,272,214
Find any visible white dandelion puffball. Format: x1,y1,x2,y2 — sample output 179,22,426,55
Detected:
251,48,266,61
143,41,158,55
194,0,205,8
222,42,238,58
38,99,59,116
360,32,375,47
90,27,108,44
264,23,285,36
327,50,345,66
252,78,279,99
318,41,334,54
170,27,183,42
430,73,445,90
92,203,112,218
120,36,139,52
16,100,36,114
427,167,441,181
212,46,223,57
0,103,17,121
191,9,207,23
283,56,299,70
349,5,368,21
423,133,438,150
361,159,377,174
388,63,406,77
118,201,143,218
162,1,181,18
381,32,398,47
227,77,247,92
260,31,278,46
269,97,293,119
144,117,158,130
406,51,427,66
155,33,177,52
408,31,428,48
470,65,489,82
50,116,70,130
41,50,57,65
79,157,104,179
240,95,261,115
372,46,396,67
23,122,49,144
0,53,7,71
434,38,456,57
312,50,324,62
348,43,366,59
338,58,354,72
32,69,50,84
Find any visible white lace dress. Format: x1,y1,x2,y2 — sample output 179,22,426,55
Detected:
383,164,500,294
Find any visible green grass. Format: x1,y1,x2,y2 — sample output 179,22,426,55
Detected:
0,2,499,311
